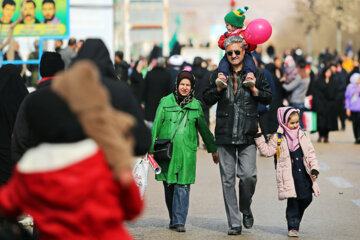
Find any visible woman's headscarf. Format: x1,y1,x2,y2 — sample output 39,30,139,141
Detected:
174,70,195,108
349,73,360,86
71,39,117,79
277,107,300,152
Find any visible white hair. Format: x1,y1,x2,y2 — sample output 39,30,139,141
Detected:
224,35,245,49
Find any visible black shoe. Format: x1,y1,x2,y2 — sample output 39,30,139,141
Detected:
170,224,186,232
228,226,242,235
243,213,254,229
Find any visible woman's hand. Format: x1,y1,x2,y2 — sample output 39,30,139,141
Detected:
212,152,219,164
346,109,351,117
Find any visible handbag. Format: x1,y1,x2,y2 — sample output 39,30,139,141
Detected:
153,111,188,163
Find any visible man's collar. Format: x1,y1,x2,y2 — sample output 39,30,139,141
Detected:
230,67,244,76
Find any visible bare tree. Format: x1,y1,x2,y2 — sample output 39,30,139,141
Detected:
296,0,321,55
297,0,360,54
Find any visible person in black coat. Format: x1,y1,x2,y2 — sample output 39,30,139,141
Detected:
192,57,211,125
313,67,338,143
142,57,172,126
11,52,65,163
0,64,28,185
11,39,151,163
331,62,347,130
130,60,146,104
265,57,285,134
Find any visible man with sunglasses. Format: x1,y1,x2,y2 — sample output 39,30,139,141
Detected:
203,35,272,235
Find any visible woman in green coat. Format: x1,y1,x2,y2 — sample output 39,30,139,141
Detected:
150,70,218,232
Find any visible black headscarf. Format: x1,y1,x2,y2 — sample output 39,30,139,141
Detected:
0,64,28,143
174,70,195,108
40,51,65,77
71,38,117,79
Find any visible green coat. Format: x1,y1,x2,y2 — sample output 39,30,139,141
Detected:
150,94,217,184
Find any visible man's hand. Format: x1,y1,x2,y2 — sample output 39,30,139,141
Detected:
257,124,262,134
212,151,219,164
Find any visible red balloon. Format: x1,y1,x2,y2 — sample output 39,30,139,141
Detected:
244,19,272,45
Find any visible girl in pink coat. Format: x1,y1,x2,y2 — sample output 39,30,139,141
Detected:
255,107,320,238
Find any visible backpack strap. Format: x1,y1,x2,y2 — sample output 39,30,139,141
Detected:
274,133,282,170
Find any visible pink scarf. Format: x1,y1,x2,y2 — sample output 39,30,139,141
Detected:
277,107,300,152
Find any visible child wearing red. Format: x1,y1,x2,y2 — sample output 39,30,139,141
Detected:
216,6,257,88
0,139,143,240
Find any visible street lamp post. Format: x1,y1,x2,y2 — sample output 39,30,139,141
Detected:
336,0,343,54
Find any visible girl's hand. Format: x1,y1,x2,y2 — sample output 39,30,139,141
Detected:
212,152,219,164
311,174,317,181
257,124,262,134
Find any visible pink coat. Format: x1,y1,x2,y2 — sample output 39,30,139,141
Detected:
255,127,320,200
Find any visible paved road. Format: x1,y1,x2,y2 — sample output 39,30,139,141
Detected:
128,121,360,240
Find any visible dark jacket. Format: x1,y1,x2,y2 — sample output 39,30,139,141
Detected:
11,39,151,162
130,62,145,104
142,67,172,122
313,75,338,132
192,66,211,106
11,78,54,163
203,67,272,145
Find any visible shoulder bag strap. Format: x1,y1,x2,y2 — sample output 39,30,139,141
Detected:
171,110,188,142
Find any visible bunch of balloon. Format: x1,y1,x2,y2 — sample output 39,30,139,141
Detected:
244,19,272,45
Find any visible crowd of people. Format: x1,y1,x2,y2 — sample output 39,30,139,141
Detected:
0,7,359,239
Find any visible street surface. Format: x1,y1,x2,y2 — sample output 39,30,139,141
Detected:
129,121,360,240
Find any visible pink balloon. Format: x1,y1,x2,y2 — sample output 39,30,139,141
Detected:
244,19,272,45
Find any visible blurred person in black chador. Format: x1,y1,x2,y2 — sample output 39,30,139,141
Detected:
253,54,276,138
330,61,347,130
192,56,211,126
69,39,151,155
114,50,129,83
265,56,285,133
12,52,65,163
0,0,16,24
0,65,28,185
148,43,162,62
312,67,338,143
142,57,172,128
12,40,151,162
130,59,147,104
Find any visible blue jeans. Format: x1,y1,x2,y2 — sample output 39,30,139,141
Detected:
163,182,191,226
218,52,255,77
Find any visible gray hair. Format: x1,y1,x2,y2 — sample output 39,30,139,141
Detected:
156,57,166,67
224,35,245,49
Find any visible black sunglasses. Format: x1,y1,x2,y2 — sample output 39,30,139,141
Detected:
226,50,241,56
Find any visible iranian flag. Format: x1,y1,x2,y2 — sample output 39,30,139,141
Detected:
302,111,317,132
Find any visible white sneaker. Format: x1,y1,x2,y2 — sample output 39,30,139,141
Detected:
216,78,227,88
288,229,299,237
243,78,255,88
